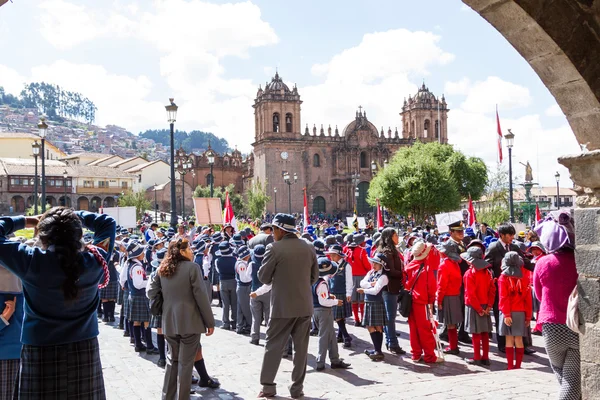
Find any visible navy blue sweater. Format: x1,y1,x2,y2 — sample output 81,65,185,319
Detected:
0,212,115,346
216,255,236,281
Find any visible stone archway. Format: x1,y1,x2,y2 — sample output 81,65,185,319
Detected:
90,196,102,212
78,196,89,211
11,196,25,213
104,196,116,207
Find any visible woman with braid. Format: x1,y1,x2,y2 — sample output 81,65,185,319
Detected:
0,207,116,400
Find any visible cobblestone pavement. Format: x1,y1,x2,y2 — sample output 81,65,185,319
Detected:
99,304,558,400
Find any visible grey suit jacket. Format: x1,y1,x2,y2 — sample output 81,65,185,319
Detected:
258,233,319,318
147,260,215,336
248,233,274,249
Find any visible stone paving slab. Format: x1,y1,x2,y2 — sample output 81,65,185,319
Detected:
99,304,558,399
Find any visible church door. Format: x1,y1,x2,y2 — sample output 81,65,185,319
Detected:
356,181,370,214
313,196,326,213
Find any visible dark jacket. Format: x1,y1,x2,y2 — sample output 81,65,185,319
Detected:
485,240,533,279
382,247,404,294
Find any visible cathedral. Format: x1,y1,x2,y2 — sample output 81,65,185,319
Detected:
187,72,449,216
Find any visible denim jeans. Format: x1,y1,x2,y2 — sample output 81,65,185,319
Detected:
382,291,399,348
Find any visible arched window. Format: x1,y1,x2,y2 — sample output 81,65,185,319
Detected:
360,151,367,168
435,120,440,138
424,120,430,137
313,196,326,213
285,113,293,132
411,120,415,137
206,173,214,186
273,113,280,132
313,153,320,167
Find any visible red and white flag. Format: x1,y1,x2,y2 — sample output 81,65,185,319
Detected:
303,188,310,232
468,194,477,230
496,105,503,163
223,191,237,231
376,199,384,230
535,203,542,224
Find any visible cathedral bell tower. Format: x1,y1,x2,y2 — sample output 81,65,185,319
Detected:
253,72,302,143
400,83,449,144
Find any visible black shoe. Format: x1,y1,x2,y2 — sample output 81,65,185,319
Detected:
220,325,231,331
123,331,130,337
480,359,491,366
199,378,220,388
236,329,244,334
250,339,259,345
118,324,124,330
354,321,362,327
134,345,146,352
458,334,471,344
157,358,166,367
109,316,116,322
343,339,352,348
129,337,135,344
242,328,251,335
337,337,343,343
146,347,159,355
389,346,406,355
443,347,460,355
532,330,542,336
309,329,319,336
498,347,506,354
315,365,325,372
465,358,482,365
217,302,223,308
331,360,351,369
102,317,109,323
524,347,536,355
368,352,385,361
364,349,375,356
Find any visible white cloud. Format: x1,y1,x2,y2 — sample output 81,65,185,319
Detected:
444,77,471,96
0,65,27,95
545,103,563,117
460,76,531,114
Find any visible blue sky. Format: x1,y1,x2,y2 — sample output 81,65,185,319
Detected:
0,0,580,185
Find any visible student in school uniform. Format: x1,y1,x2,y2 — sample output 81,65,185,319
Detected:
209,232,224,307
149,248,168,367
249,245,269,346
313,257,351,371
499,251,532,370
461,246,496,366
99,241,120,323
404,241,443,364
324,244,353,348
348,234,371,327
235,245,253,335
118,239,134,339
356,252,389,361
437,240,464,355
215,241,237,330
126,241,158,354
193,239,212,303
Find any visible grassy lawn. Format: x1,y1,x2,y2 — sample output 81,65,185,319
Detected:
13,228,35,240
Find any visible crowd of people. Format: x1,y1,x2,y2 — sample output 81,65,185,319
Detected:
0,207,581,400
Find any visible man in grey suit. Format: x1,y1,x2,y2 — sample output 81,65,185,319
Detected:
147,240,215,400
258,214,319,399
248,223,274,249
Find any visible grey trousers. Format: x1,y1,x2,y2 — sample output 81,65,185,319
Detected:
220,279,237,327
236,284,252,330
251,292,271,341
542,323,581,400
260,316,311,397
163,333,201,400
313,308,340,367
204,279,212,304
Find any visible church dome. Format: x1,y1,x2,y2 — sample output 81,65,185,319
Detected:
265,72,290,93
341,108,379,138
415,83,435,100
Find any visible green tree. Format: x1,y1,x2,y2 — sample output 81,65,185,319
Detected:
193,183,244,216
368,142,488,224
245,180,271,219
478,164,511,227
118,190,151,220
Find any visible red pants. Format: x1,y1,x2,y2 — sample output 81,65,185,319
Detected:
408,302,437,363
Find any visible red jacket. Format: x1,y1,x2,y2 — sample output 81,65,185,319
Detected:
436,258,462,305
463,267,496,314
498,274,532,321
404,259,436,305
347,246,371,276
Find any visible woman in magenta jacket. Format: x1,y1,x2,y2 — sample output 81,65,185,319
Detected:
533,211,579,400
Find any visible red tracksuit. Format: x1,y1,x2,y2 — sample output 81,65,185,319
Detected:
405,258,437,363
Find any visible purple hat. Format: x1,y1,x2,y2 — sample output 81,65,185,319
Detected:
533,210,575,253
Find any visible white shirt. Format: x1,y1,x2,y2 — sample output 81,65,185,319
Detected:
129,260,147,290
118,254,129,287
146,228,156,241
236,260,252,283
254,283,272,296
359,270,389,296
338,259,354,298
316,278,340,307
202,253,212,278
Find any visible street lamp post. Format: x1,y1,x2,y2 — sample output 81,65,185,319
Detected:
38,118,48,212
175,148,193,222
32,141,40,215
351,172,360,214
371,160,377,217
283,171,297,214
207,151,215,197
274,187,277,214
505,129,515,222
165,98,178,227
63,169,68,208
555,171,561,210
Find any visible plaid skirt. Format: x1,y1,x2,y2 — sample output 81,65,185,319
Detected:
464,305,493,334
499,311,526,336
0,358,19,400
438,295,463,325
116,285,124,305
331,293,351,320
127,295,150,322
121,289,129,318
363,301,386,327
99,281,118,301
14,337,105,400
351,276,365,303
150,314,162,329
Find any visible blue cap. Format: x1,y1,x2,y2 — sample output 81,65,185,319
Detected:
126,241,144,259
317,257,338,276
216,241,233,256
313,240,326,256
237,245,251,260
211,232,223,243
272,213,298,233
151,248,168,268
252,244,266,259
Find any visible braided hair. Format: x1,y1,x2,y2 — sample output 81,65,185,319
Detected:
37,207,84,301
158,238,191,278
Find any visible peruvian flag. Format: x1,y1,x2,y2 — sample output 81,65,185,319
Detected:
496,105,503,163
303,188,310,232
223,191,238,231
376,198,384,230
468,194,477,229
535,203,542,224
